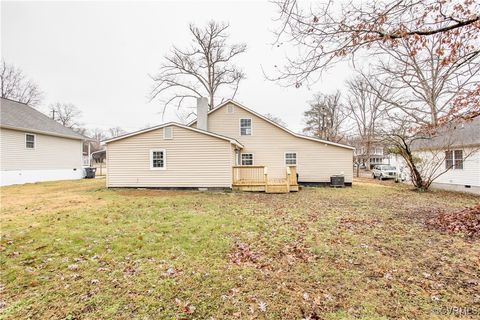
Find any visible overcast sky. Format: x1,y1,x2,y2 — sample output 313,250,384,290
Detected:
2,0,352,133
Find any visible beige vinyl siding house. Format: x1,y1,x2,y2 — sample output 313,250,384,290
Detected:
0,98,86,186
103,98,353,191
105,123,241,188
192,101,354,184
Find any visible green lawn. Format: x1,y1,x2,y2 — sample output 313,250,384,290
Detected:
1,179,478,319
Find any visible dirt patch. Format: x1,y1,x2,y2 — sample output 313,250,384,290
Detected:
426,203,480,239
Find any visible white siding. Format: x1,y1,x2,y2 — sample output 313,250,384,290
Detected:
106,125,234,188
0,128,83,170
397,148,480,194
0,128,84,186
195,103,353,183
430,148,480,188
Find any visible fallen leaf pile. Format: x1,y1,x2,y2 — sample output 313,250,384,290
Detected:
426,203,480,238
228,241,260,266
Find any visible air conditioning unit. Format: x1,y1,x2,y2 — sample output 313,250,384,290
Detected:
330,175,345,188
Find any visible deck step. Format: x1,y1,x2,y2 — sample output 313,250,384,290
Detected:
265,185,289,193
266,179,289,193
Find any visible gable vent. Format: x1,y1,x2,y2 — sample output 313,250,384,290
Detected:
227,105,234,114
164,126,173,140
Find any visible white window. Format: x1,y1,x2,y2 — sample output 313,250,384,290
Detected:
285,152,297,165
163,126,173,140
241,153,254,166
445,150,463,170
227,105,234,114
25,133,35,149
240,118,252,136
150,149,166,170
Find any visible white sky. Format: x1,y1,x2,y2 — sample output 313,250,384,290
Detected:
2,0,352,133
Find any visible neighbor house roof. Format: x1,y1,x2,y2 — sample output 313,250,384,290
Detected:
188,99,355,150
0,98,85,140
412,116,480,150
102,122,244,148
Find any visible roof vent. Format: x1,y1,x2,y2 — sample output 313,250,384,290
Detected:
164,126,173,140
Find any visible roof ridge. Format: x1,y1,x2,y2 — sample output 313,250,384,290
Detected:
102,121,244,148
0,97,31,105
1,98,85,140
188,99,355,150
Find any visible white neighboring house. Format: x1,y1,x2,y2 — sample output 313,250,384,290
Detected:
408,116,480,195
354,145,399,169
0,98,88,186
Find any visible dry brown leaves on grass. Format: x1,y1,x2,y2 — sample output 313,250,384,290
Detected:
228,241,262,267
427,203,480,239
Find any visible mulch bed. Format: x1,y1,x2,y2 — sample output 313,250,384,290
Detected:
426,203,480,239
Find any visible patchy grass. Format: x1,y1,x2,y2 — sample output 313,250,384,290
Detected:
1,178,479,319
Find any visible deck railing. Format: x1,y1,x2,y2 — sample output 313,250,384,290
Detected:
232,166,266,185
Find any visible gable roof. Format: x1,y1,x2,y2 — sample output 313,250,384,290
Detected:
412,115,480,150
0,98,85,140
102,121,244,148
188,99,355,150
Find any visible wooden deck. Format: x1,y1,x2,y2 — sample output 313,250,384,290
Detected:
232,166,299,193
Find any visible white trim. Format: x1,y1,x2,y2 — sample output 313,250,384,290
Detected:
102,122,243,148
284,152,297,165
163,126,173,140
25,133,36,149
149,149,166,170
188,100,355,150
240,153,254,166
239,118,253,136
445,149,464,170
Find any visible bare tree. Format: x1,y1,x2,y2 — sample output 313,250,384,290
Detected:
360,33,480,190
272,0,479,88
151,21,247,116
86,128,107,155
273,0,479,190
346,76,389,173
108,127,126,138
264,113,287,127
303,91,348,142
0,60,42,106
371,34,479,128
49,102,83,128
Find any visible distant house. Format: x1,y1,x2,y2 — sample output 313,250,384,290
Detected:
103,99,354,193
354,144,395,169
0,98,88,186
410,116,480,194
